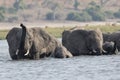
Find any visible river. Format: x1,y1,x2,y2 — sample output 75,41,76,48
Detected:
0,40,120,80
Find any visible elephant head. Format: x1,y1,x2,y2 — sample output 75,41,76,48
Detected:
103,41,118,55
86,29,104,55
17,24,34,59
62,28,104,56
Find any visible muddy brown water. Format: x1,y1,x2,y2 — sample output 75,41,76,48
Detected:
0,40,120,80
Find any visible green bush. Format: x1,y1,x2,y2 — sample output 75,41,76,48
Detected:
66,12,92,22
114,9,120,18
85,3,105,21
104,11,114,19
74,0,80,10
79,11,92,22
46,12,61,20
8,8,17,14
66,12,78,20
46,12,55,20
0,6,5,13
66,12,75,20
67,2,105,22
0,13,4,21
13,0,25,11
0,6,5,21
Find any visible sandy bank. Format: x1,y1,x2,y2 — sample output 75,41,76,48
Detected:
0,21,119,30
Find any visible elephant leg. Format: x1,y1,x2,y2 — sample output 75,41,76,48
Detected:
9,48,17,60
34,52,40,60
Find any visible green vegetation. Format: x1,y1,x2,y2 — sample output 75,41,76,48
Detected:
74,0,80,10
13,0,25,11
66,12,92,22
66,1,106,22
0,6,5,21
85,3,105,21
43,27,71,38
85,25,120,33
1,25,120,40
0,27,71,40
0,0,120,22
0,30,9,40
114,9,120,18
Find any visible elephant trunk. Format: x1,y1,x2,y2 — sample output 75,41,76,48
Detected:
16,24,27,59
19,23,26,50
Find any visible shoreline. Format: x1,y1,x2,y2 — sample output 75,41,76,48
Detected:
0,21,120,30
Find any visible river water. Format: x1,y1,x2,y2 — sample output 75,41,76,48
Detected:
0,40,120,80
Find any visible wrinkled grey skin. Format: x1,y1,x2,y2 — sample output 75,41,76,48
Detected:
62,29,104,56
6,28,22,60
103,31,120,51
103,41,118,55
6,24,72,60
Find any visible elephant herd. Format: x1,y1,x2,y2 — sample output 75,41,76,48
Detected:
6,24,119,60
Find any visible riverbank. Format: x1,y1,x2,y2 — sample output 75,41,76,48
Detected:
0,22,120,40
0,27,72,40
0,21,120,30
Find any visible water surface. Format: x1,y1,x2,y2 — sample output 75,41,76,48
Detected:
0,40,120,80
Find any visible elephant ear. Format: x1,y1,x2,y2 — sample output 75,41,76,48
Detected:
18,23,27,50
96,28,103,40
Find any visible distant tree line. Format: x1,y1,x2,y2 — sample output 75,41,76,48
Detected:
65,1,120,22
0,0,120,22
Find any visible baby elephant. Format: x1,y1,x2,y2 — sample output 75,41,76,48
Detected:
103,41,118,55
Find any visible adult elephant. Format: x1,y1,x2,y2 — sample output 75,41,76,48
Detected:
6,24,73,60
62,28,104,56
103,31,120,51
103,41,118,55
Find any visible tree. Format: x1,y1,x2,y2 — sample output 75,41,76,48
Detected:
13,0,25,11
42,1,61,21
114,9,120,18
0,6,5,21
74,0,80,10
0,13,4,21
85,3,105,21
66,12,92,22
100,0,110,7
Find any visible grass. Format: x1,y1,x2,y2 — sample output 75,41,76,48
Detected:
85,25,120,33
43,27,71,38
0,30,9,40
0,27,71,40
0,25,120,40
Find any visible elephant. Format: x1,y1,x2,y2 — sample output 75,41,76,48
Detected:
103,41,118,55
103,31,120,51
6,27,22,60
62,28,104,56
6,24,73,60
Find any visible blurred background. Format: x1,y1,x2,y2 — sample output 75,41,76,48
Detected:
0,0,120,23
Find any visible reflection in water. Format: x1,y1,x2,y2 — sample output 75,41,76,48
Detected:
0,40,120,80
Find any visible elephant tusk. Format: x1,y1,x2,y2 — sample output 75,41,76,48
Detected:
102,49,107,53
92,49,97,53
16,49,19,55
24,50,29,56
